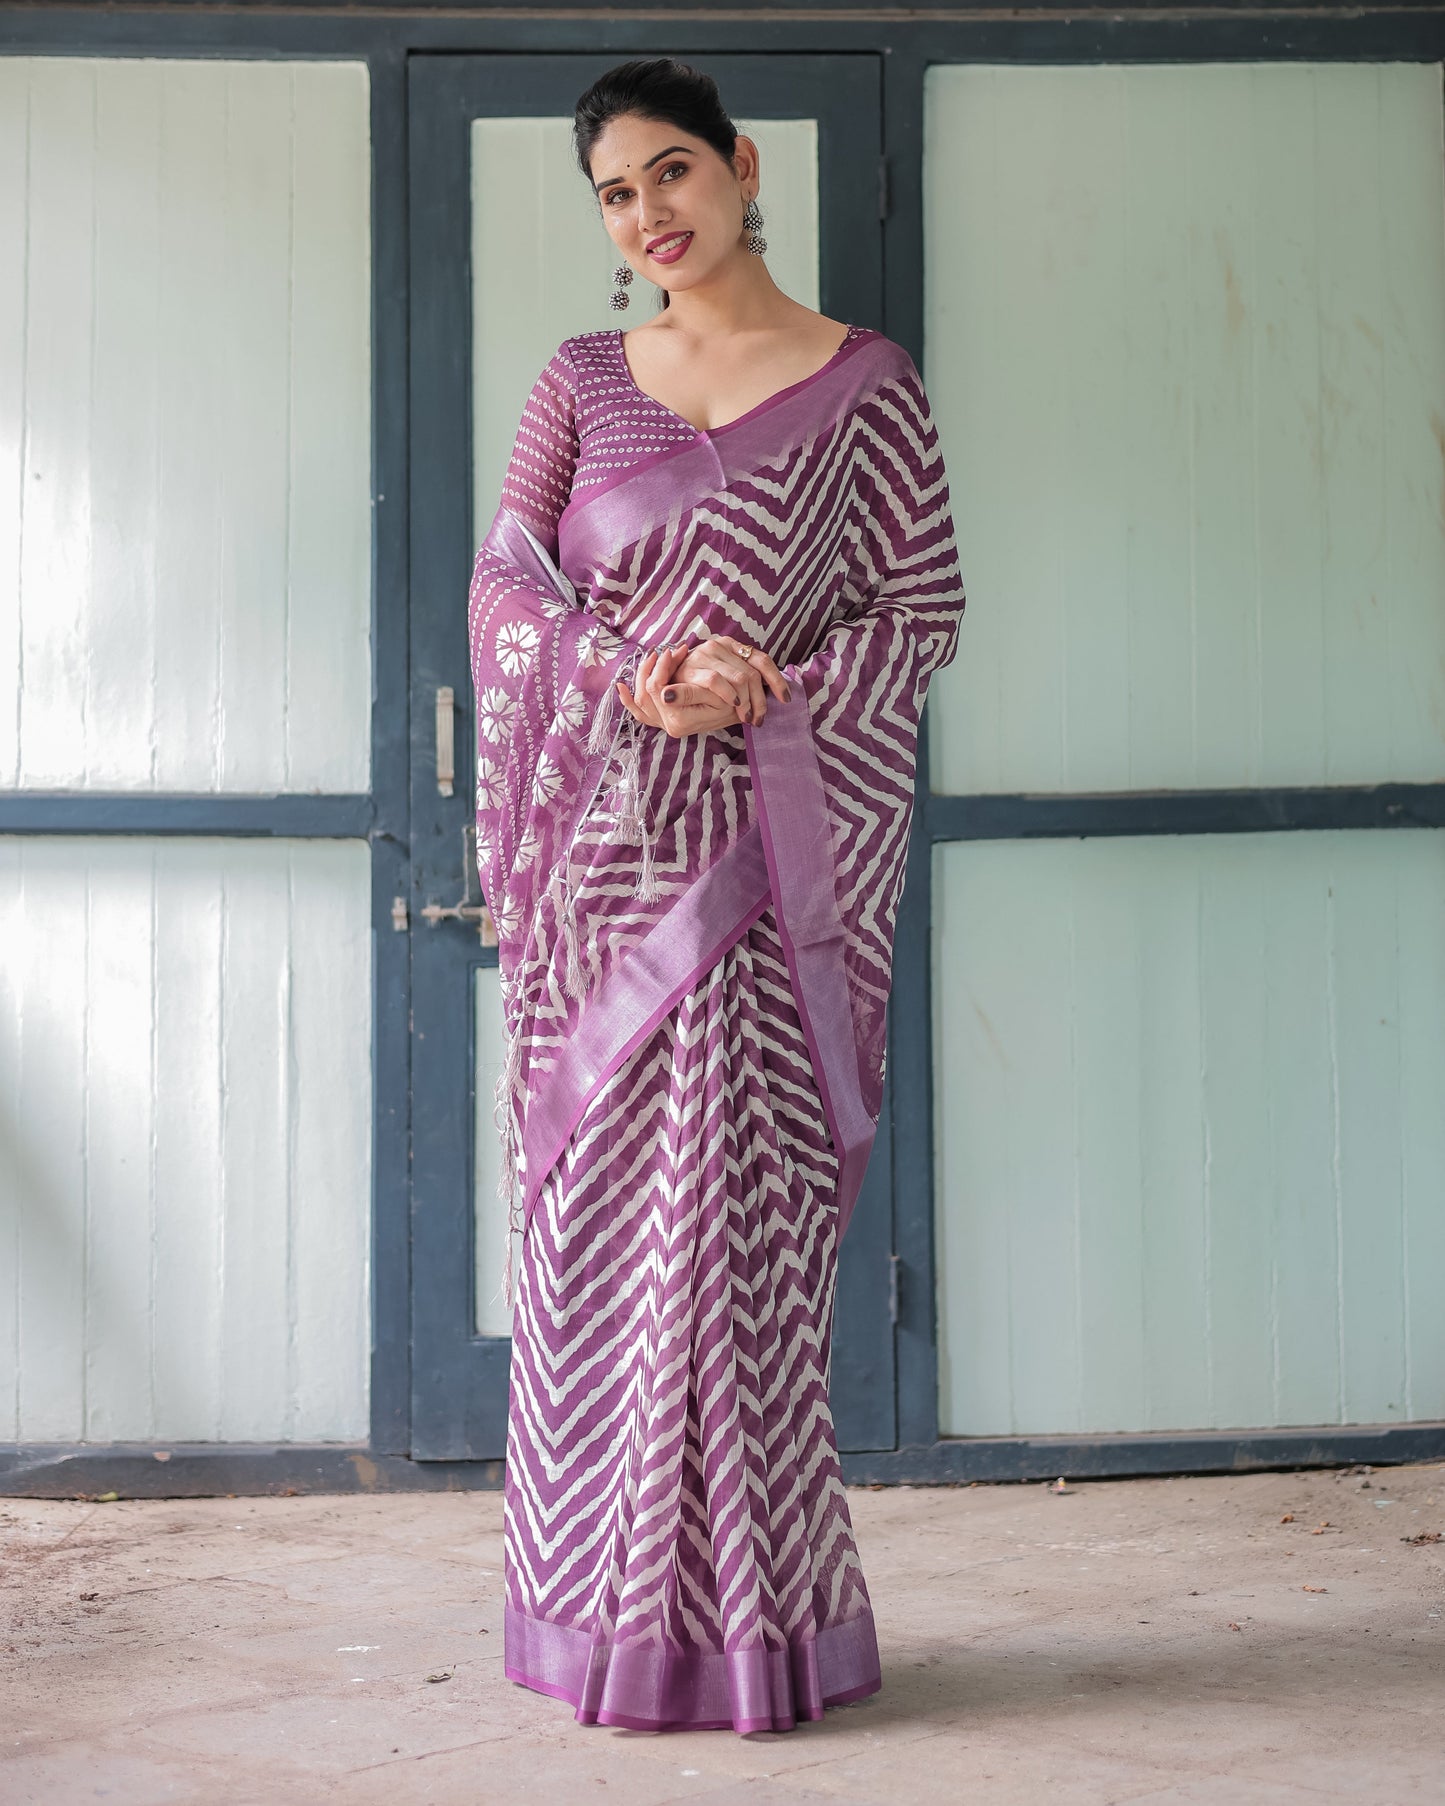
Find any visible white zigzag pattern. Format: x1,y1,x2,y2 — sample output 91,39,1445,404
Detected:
505,906,870,1646
502,359,960,1672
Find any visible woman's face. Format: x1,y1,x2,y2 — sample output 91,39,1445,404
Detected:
589,113,754,297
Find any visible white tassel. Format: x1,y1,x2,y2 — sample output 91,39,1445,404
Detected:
552,860,587,999
589,647,660,898
587,674,619,755
496,1006,524,1105
608,720,646,846
601,666,663,895
633,811,659,902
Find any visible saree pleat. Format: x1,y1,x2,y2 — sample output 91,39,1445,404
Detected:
503,900,877,1731
468,323,966,1733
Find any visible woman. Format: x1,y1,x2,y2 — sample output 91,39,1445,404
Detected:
468,56,967,1735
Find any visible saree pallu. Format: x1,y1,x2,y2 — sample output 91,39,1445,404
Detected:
467,323,966,1734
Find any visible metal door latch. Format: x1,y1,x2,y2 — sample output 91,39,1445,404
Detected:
420,825,497,945
420,897,496,945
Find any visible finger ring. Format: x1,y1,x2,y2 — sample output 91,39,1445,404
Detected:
738,645,753,661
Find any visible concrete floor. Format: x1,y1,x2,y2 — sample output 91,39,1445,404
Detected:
2,1460,1442,1805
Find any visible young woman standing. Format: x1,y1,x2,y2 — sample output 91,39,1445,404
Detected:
468,55,968,1735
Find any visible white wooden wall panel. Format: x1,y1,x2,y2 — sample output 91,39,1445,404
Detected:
469,115,819,547
0,71,23,777
0,838,371,1443
0,57,372,794
933,831,1445,1438
924,62,1445,796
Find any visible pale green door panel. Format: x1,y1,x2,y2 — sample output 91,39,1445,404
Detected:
923,61,1445,798
925,59,1445,1442
933,830,1445,1438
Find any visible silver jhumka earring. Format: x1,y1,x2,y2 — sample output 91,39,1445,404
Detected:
611,198,764,305
608,262,635,311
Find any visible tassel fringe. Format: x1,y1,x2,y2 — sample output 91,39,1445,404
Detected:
490,1002,526,1312
552,860,587,999
600,670,660,900
607,716,645,845
586,670,619,755
634,811,659,901
493,644,663,1312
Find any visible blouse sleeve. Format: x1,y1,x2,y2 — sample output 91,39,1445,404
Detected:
468,341,583,647
488,344,579,558
467,343,641,939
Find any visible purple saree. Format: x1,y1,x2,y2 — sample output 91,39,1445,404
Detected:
467,322,966,1735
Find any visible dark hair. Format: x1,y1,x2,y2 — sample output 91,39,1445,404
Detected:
573,57,740,313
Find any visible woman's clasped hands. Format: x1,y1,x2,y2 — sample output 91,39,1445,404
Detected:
615,634,792,738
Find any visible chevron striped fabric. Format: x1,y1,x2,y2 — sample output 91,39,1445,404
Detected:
467,322,966,1734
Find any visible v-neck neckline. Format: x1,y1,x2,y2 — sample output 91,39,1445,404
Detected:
614,322,864,438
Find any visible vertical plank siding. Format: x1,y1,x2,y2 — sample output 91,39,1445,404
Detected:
0,57,375,1447
0,57,372,794
924,62,1445,797
0,838,372,1444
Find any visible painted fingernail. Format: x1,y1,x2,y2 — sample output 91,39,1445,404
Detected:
783,686,793,702
662,687,676,702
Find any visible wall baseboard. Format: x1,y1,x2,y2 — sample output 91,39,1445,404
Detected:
3,1422,1441,1499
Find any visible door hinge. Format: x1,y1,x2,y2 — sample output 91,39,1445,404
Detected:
877,154,890,222
391,895,409,932
888,1252,901,1325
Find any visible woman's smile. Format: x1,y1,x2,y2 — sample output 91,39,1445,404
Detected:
647,230,694,263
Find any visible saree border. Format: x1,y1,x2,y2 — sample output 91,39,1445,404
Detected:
503,1601,882,1733
519,822,771,1234
744,677,879,1241
515,686,882,1245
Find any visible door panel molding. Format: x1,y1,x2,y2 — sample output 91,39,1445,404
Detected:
406,50,890,1460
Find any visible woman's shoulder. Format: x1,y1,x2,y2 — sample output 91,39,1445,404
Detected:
847,326,924,391
521,330,614,386
551,327,621,374
532,329,632,414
